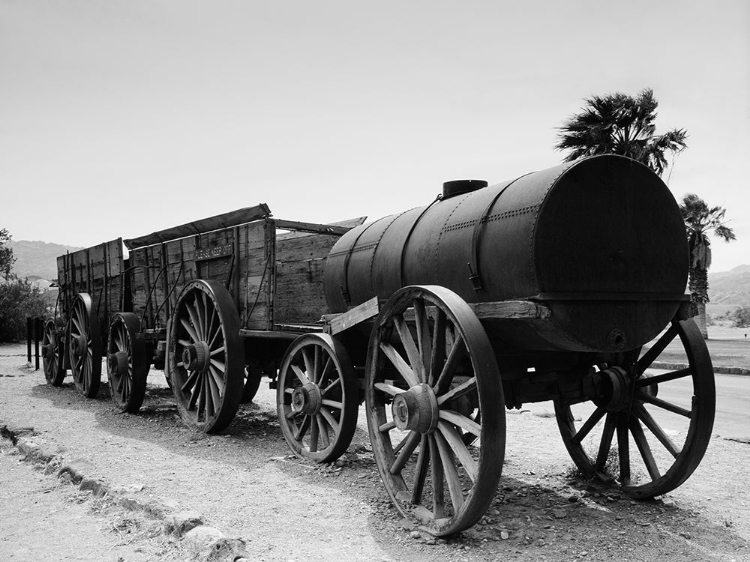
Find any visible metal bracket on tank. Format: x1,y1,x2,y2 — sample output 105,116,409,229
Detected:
468,172,533,292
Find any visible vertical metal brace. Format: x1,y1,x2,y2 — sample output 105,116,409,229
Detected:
468,172,533,292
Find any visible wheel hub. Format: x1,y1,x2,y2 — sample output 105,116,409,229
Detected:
291,383,322,415
595,366,633,411
42,343,55,360
108,351,129,376
72,334,87,357
182,341,210,372
392,384,439,434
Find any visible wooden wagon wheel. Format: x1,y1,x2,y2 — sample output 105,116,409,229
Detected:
68,293,102,398
277,334,358,462
554,318,715,499
240,364,264,404
42,318,66,386
169,280,244,433
365,285,506,536
107,313,149,413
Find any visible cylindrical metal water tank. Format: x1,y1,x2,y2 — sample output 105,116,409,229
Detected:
324,155,688,352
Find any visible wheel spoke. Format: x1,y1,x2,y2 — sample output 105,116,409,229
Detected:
430,435,445,519
291,364,310,385
294,415,311,441
186,301,203,341
313,345,323,384
302,349,314,381
209,357,226,374
321,398,342,410
320,408,340,434
206,371,221,417
437,376,476,406
180,317,199,343
617,414,631,485
319,356,333,384
438,421,478,482
394,314,425,382
637,391,692,418
433,334,466,395
571,405,606,445
413,299,432,384
390,431,420,475
633,403,680,457
188,373,201,410
411,435,429,504
316,416,330,449
636,368,691,387
429,309,446,387
439,409,481,438
380,342,419,388
181,369,199,393
379,420,397,433
310,414,319,452
320,376,341,396
374,382,403,397
433,430,465,512
637,324,678,374
629,417,660,481
209,364,225,393
595,413,617,471
209,346,225,357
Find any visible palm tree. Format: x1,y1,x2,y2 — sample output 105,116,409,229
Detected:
555,88,688,177
680,193,736,338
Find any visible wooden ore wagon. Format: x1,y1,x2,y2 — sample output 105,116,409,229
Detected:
41,155,716,536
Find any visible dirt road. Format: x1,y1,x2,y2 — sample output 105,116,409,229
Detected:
1,342,748,562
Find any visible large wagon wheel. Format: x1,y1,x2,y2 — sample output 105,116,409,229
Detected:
365,285,506,536
169,280,244,433
277,334,358,462
107,313,149,413
554,318,715,499
42,318,66,386
68,293,102,398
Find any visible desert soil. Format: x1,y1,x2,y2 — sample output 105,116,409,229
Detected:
1,342,749,562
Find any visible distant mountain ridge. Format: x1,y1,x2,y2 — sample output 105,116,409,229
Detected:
707,264,750,307
7,240,83,281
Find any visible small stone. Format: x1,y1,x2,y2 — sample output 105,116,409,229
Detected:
537,539,546,547
568,495,579,503
409,531,421,539
164,510,204,537
500,531,510,540
553,509,568,519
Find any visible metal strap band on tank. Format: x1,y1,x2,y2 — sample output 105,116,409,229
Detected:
468,172,534,292
340,219,380,306
398,197,441,287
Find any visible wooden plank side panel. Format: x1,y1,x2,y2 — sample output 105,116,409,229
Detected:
274,231,341,325
129,247,150,326
239,220,273,331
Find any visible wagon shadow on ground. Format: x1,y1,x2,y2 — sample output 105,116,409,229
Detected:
27,377,750,562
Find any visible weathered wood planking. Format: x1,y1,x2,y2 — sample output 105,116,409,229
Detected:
274,231,340,324
56,239,124,335
129,219,274,331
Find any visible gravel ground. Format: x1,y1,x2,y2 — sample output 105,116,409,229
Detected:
1,342,749,562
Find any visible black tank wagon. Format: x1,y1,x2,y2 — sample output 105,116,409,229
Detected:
41,155,715,536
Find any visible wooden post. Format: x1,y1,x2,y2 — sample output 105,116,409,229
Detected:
26,317,32,365
34,317,42,371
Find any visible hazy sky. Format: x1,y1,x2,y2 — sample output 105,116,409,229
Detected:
2,0,748,272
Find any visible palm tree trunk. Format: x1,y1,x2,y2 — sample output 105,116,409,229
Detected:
693,301,708,340
688,266,710,339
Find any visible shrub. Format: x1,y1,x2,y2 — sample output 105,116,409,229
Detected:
733,306,750,328
0,276,52,342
